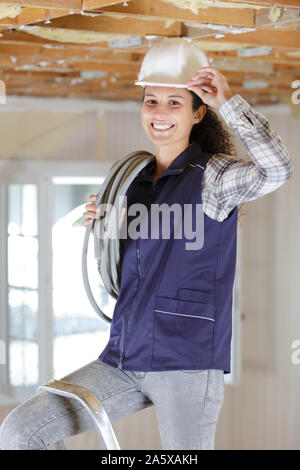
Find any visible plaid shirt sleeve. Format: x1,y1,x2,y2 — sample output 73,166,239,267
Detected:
202,94,295,222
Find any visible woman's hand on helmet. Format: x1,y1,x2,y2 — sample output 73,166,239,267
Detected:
83,194,100,233
186,67,233,109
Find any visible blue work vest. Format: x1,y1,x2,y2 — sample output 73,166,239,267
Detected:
98,141,238,374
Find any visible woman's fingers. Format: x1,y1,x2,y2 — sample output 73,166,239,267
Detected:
187,77,217,93
79,194,99,233
188,69,224,86
189,71,214,80
84,202,98,212
83,206,99,217
187,77,214,86
187,78,210,88
193,67,220,76
83,194,100,228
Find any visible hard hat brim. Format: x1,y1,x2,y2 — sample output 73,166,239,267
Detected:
135,80,188,88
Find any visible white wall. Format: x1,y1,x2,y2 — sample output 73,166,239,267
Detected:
216,106,300,450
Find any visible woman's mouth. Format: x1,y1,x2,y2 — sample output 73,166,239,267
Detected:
150,121,175,132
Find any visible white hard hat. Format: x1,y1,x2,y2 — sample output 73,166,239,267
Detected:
135,37,209,88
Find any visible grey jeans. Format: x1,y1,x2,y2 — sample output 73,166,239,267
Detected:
0,359,225,450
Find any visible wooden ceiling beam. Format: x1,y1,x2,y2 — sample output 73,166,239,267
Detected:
206,49,300,66
0,51,298,77
255,7,300,29
1,68,295,80
0,43,144,63
5,86,141,100
0,71,81,80
0,0,82,10
83,1,134,8
0,30,149,52
96,0,255,27
0,30,130,49
17,8,75,25
0,1,298,104
0,57,141,73
32,12,182,36
67,60,140,72
2,73,296,93
0,8,66,29
5,81,293,97
191,29,300,50
0,46,299,72
0,9,71,27
221,0,300,8
0,31,299,63
3,88,289,106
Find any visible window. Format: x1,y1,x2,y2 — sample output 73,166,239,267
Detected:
7,184,39,387
51,178,115,379
0,160,114,402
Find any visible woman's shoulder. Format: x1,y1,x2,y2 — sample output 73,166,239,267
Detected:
203,152,244,186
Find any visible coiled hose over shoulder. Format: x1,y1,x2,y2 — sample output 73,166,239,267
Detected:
82,150,155,324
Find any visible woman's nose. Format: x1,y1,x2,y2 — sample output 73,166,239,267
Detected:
152,104,170,117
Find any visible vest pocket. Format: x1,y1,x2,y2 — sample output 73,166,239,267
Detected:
151,294,215,368
177,287,215,304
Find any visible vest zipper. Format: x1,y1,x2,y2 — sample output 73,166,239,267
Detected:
118,230,142,369
118,181,155,369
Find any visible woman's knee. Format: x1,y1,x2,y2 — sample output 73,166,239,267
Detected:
0,392,56,450
0,403,45,450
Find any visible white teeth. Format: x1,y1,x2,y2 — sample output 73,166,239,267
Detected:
152,123,174,130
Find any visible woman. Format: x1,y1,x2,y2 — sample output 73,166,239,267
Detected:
0,40,294,451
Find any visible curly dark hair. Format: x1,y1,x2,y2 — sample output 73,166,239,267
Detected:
188,90,247,224
188,90,236,154
141,87,246,224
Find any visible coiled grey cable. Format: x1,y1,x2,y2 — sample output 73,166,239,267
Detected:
82,150,155,324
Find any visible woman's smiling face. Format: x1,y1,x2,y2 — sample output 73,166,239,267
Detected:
141,85,205,149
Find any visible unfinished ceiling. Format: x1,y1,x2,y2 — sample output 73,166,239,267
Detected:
0,0,299,105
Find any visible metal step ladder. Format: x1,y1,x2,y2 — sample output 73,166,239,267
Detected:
37,380,121,450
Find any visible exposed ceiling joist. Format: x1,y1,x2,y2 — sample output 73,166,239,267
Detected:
0,0,82,9
196,29,300,49
0,0,298,105
31,13,182,37
97,0,256,27
221,0,300,7
83,0,134,8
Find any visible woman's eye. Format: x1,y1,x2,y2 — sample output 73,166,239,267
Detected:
144,100,180,105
